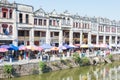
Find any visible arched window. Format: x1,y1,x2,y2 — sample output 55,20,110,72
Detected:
2,24,8,35
62,17,66,25
2,8,8,18
9,9,12,18
9,25,13,35
67,18,70,25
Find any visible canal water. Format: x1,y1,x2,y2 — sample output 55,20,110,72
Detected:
5,62,120,80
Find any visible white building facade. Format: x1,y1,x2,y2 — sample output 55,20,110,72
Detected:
0,0,120,46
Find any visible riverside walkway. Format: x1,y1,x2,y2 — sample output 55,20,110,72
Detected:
0,52,119,66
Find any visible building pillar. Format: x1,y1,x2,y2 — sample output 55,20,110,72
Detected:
80,31,83,44
96,34,99,44
59,30,63,46
29,28,34,45
46,29,50,44
103,35,106,44
69,30,73,45
12,9,18,46
115,35,118,45
88,32,91,44
109,35,112,45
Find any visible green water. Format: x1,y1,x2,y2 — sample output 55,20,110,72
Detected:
5,62,120,80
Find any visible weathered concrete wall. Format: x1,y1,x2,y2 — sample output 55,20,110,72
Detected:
0,54,119,79
0,59,79,78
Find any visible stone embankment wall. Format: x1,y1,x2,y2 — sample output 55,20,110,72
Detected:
0,54,120,78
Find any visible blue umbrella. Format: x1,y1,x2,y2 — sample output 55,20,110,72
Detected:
41,43,52,49
8,44,18,51
63,44,71,49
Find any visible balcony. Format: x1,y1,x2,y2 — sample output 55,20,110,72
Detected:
18,36,29,41
18,23,33,28
34,37,40,41
35,25,47,29
49,26,61,30
61,23,71,28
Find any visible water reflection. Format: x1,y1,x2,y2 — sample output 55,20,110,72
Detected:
7,62,120,80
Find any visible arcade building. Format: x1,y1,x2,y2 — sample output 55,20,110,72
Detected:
0,0,120,47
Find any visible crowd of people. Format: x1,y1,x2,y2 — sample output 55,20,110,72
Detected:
0,46,119,63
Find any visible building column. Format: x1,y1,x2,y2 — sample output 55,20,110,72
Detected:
59,30,63,46
12,9,18,46
115,35,118,45
96,34,99,44
103,35,106,44
109,35,112,45
80,31,83,44
29,28,34,45
46,29,50,44
88,32,91,44
69,30,73,45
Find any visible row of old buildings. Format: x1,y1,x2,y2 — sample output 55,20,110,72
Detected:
0,0,120,46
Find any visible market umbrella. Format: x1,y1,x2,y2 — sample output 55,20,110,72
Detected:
80,44,89,48
8,44,18,51
41,43,52,49
63,44,71,49
69,44,76,48
0,45,10,49
26,45,36,51
59,45,67,50
88,44,94,48
74,44,80,47
99,44,108,48
34,46,43,51
19,45,26,50
93,44,100,48
51,47,59,51
0,48,8,52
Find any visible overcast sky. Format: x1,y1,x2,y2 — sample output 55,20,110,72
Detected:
8,0,120,20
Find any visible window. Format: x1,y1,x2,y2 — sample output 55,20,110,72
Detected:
19,13,23,23
53,20,56,26
10,12,12,18
18,30,29,36
62,17,66,25
67,18,70,25
2,8,8,18
18,30,24,36
76,23,78,28
54,32,59,36
73,22,75,28
9,9,12,18
51,32,53,37
49,20,52,26
2,24,8,35
34,18,37,25
85,23,87,29
3,28,7,34
79,23,81,28
26,14,29,24
41,32,46,37
34,31,40,37
38,19,42,25
82,23,84,29
44,20,46,26
9,25,13,35
3,12,7,18
112,27,116,32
